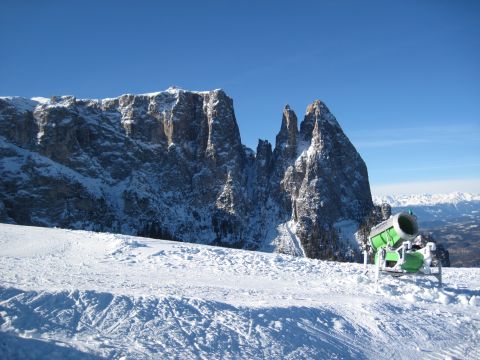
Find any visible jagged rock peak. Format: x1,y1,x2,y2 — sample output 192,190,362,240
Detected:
300,99,340,141
275,105,298,157
256,139,272,162
306,99,329,112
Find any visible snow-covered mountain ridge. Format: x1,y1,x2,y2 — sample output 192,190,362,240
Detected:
0,88,373,260
373,191,480,207
0,223,479,359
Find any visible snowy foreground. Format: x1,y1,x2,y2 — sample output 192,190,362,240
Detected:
0,224,479,359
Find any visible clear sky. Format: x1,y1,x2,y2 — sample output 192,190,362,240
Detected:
1,0,479,195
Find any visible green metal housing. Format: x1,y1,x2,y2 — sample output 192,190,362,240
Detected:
374,251,424,273
370,228,402,251
369,212,418,252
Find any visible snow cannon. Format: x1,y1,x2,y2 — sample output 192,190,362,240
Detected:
364,210,442,286
369,212,418,252
369,212,422,273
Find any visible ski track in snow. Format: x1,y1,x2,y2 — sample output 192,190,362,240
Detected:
0,223,479,359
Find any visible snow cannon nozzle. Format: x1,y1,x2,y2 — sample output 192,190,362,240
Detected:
368,212,418,252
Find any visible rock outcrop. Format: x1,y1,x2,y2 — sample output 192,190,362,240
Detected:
0,88,373,260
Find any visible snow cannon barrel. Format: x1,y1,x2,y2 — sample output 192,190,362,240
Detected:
369,212,418,251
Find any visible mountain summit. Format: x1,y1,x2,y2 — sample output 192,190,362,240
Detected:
0,89,373,259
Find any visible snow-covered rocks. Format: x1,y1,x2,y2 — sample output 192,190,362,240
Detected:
0,89,373,260
0,224,479,359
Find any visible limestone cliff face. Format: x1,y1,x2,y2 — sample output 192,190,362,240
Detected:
0,88,373,260
294,101,372,256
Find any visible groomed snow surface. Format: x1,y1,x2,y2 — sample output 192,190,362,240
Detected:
0,224,479,359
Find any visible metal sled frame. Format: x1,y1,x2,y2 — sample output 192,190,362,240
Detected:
378,263,443,287
364,248,443,287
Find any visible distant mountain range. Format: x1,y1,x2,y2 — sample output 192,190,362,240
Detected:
374,192,480,267
374,192,480,208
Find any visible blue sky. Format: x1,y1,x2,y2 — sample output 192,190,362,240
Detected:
1,0,479,195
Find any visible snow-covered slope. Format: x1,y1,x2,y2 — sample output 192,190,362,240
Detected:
0,224,479,359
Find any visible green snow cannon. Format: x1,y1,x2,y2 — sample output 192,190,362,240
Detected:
369,212,423,273
369,212,418,251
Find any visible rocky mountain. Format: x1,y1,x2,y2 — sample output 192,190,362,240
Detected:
0,88,373,260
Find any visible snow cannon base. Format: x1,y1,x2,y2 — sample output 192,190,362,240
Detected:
371,242,442,286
